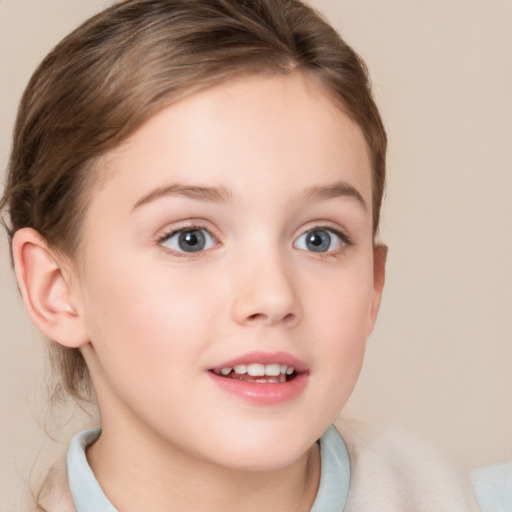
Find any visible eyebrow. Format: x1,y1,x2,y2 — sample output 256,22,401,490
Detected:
301,181,368,211
132,183,232,210
132,180,367,211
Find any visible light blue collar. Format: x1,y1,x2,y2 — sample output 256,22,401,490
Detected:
67,428,116,512
311,424,351,511
67,424,350,511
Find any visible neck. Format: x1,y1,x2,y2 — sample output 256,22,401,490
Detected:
87,413,321,512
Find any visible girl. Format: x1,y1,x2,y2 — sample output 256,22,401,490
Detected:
1,0,485,510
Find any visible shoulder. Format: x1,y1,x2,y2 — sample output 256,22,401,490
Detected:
471,460,512,512
334,418,481,512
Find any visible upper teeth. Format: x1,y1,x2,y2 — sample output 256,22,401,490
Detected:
217,364,295,377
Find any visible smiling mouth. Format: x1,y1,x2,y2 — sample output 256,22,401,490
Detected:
211,363,298,384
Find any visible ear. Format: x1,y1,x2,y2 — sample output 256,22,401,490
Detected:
12,227,89,348
368,243,387,334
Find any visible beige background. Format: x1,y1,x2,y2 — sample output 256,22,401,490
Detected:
1,0,511,508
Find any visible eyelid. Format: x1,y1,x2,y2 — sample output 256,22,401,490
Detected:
293,223,354,253
156,221,220,255
154,220,353,257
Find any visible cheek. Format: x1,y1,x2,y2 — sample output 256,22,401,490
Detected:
80,254,225,379
79,272,214,424
305,261,374,387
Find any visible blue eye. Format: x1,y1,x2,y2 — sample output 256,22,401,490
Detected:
161,228,216,253
294,228,345,253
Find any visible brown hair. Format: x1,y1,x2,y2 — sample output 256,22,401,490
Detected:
1,0,386,402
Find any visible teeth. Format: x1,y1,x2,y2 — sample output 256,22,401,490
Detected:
254,374,287,384
234,365,247,374
247,364,265,376
228,363,295,377
265,364,281,376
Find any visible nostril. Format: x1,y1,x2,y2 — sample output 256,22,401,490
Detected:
245,312,296,325
247,313,266,323
233,287,300,326
282,313,295,325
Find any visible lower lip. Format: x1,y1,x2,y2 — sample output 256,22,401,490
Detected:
207,372,309,405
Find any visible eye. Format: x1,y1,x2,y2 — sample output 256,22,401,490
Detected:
294,228,347,253
160,228,216,253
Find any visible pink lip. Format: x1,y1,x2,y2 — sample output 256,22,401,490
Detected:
207,351,309,405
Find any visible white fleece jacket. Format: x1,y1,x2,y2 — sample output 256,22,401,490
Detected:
335,419,482,511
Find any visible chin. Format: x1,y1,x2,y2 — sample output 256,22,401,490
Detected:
213,446,310,473
198,423,320,472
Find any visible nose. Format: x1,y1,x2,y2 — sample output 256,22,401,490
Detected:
231,250,301,327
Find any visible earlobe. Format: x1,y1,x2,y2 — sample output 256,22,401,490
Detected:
12,227,89,348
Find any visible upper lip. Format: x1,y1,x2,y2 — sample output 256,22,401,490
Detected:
209,351,308,373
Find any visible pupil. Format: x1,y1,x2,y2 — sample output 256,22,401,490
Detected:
307,230,330,252
178,230,205,252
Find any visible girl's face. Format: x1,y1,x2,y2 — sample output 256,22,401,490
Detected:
74,73,384,471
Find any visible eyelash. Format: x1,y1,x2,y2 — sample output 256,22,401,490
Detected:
156,223,218,257
294,224,354,257
156,223,353,257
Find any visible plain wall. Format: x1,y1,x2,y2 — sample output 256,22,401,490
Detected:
1,0,511,508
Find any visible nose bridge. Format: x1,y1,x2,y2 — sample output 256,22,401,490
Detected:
231,239,300,327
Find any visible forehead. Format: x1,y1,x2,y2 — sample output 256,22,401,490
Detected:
90,72,372,212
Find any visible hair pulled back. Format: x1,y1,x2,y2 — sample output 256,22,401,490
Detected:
1,0,386,401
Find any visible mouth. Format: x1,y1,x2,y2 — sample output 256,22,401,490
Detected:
207,352,309,404
210,363,298,384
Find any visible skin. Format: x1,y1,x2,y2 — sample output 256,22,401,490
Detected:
13,72,385,511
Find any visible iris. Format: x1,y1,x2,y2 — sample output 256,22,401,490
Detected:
305,230,332,252
178,230,207,252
